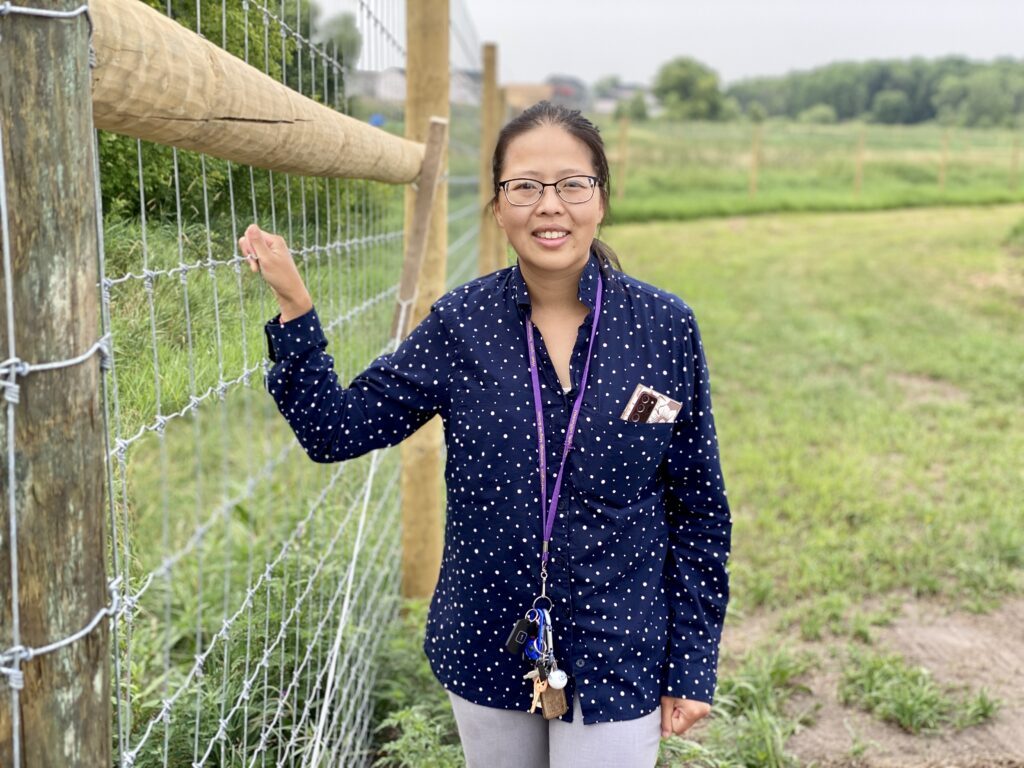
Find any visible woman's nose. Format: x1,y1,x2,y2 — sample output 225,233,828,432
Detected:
535,185,565,213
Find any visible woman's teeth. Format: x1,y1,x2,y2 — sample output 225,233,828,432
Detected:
536,231,568,239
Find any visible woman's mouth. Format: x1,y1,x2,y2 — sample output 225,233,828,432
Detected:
532,229,570,248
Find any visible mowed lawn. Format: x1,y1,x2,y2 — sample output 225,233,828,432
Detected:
604,205,1024,766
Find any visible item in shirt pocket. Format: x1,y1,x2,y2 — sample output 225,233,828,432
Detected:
620,383,682,424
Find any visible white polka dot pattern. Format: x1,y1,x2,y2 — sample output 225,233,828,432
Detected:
263,252,731,724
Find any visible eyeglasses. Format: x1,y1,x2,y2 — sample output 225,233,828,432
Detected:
498,175,600,206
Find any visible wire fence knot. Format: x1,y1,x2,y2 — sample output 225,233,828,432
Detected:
0,664,24,690
1,380,20,404
98,336,113,372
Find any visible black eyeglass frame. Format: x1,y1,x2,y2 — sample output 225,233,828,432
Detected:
497,174,601,206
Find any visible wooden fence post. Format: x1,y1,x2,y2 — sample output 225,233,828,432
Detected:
400,0,449,600
748,122,762,197
939,128,950,191
854,124,866,196
0,4,109,766
615,116,630,201
1011,134,1020,190
490,83,509,271
478,43,500,276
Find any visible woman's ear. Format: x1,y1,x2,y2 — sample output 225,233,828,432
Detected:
492,198,505,231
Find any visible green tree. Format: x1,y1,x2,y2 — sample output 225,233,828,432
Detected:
614,91,649,121
318,12,362,70
100,0,331,220
593,75,622,99
871,89,910,123
798,103,838,124
653,57,723,120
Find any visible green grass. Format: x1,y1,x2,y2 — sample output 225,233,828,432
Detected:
838,647,1000,733
602,120,1024,224
606,205,1024,616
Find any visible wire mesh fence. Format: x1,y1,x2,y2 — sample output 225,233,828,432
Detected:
2,0,482,765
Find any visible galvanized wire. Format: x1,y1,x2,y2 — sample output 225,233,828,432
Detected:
2,1,483,765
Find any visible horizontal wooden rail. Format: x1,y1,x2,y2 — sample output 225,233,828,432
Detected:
90,0,425,183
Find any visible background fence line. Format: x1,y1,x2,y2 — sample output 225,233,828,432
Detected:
1,0,485,764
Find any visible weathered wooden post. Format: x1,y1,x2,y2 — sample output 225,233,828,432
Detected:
491,83,509,271
478,42,500,276
400,0,449,599
939,128,950,191
1012,134,1021,190
615,116,630,201
0,3,109,766
854,124,866,196
748,122,763,197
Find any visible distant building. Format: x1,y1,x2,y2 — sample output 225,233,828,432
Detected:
592,83,659,117
545,75,589,111
504,83,555,114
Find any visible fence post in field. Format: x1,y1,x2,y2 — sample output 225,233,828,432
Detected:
854,124,866,196
478,42,501,276
0,5,109,766
616,116,630,201
400,0,449,600
939,129,950,191
748,122,762,197
491,84,510,270
1011,134,1020,190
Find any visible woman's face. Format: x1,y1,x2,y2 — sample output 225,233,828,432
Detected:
493,123,605,276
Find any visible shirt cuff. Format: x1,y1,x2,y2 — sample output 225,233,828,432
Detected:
660,656,718,705
264,307,326,363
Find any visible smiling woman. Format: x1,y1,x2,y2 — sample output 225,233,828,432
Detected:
238,100,732,768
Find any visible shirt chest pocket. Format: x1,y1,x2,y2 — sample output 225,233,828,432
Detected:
446,389,535,499
572,406,674,507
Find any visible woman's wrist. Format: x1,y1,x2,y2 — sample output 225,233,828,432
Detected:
278,291,313,323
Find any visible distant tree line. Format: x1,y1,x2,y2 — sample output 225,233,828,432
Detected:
642,55,1024,127
727,57,1024,127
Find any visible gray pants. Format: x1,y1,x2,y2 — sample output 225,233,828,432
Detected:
446,689,662,768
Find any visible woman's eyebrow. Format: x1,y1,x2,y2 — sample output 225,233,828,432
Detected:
508,168,589,178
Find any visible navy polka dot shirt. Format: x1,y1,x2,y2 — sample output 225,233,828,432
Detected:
264,251,731,724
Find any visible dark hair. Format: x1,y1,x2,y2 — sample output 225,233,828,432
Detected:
490,100,622,274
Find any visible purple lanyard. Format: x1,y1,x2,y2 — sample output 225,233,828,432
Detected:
525,274,603,583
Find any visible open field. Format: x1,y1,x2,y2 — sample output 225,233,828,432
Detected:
373,203,1024,767
603,120,1024,224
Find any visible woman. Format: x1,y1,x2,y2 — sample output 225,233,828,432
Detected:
239,101,731,768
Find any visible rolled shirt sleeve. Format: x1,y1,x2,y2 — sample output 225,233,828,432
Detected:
659,308,731,703
264,306,451,462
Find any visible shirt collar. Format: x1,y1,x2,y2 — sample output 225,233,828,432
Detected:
512,250,602,311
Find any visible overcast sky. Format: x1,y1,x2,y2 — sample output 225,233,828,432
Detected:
458,0,1024,86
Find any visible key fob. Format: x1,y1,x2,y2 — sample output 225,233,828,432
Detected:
505,618,537,655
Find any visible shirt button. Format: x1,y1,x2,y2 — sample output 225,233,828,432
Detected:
575,659,585,669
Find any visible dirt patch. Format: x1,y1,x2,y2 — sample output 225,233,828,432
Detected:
968,269,1024,307
723,597,1024,767
889,372,969,406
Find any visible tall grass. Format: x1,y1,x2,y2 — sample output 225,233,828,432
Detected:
838,648,1000,733
604,120,1024,223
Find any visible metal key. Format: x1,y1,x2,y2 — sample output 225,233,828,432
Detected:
529,679,548,713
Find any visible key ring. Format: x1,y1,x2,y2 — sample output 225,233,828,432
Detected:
531,594,553,611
